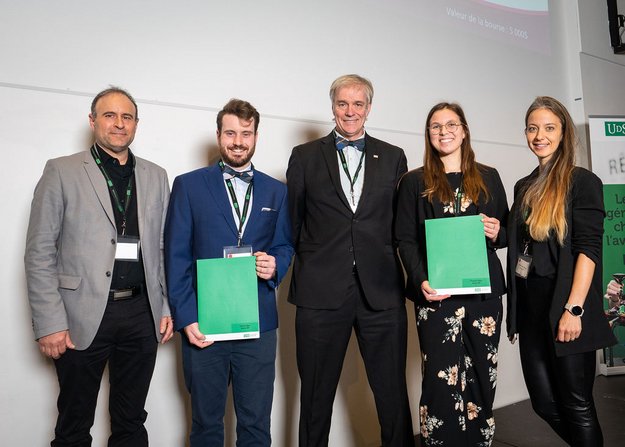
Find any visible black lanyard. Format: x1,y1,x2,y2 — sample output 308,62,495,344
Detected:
90,145,134,235
521,208,532,255
337,146,365,206
219,161,253,246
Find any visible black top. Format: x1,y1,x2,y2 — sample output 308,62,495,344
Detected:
515,175,558,278
95,144,145,290
520,234,559,279
395,164,509,303
506,167,616,355
443,172,478,216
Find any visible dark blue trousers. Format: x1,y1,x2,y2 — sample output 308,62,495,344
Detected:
181,329,277,447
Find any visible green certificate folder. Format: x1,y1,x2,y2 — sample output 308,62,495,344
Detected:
425,215,491,295
196,256,259,341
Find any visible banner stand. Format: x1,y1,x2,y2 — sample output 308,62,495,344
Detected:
589,115,625,376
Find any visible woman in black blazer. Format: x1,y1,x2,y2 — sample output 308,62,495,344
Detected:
507,96,616,446
396,102,508,446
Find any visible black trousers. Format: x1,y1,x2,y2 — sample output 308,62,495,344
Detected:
517,276,603,447
52,294,158,447
295,272,414,447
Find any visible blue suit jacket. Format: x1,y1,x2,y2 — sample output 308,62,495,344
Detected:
164,164,293,333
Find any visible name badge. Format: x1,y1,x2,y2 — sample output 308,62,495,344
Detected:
223,245,253,258
515,254,532,279
115,235,140,261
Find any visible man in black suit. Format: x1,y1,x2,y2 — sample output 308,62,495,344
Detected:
287,74,414,446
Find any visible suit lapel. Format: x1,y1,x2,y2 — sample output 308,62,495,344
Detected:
320,132,352,211
203,165,240,237
244,170,266,240
82,150,116,228
134,157,147,236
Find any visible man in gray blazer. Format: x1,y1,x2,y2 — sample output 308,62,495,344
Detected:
24,86,173,447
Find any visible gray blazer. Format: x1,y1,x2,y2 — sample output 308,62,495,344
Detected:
25,149,170,350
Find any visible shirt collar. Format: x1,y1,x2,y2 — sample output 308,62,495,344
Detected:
334,129,366,142
94,143,134,172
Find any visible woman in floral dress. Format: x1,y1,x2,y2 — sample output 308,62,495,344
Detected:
395,102,509,446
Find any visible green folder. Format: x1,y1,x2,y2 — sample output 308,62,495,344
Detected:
196,256,259,341
425,215,491,295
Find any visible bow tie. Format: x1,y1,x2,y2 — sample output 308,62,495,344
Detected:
335,137,365,152
222,164,254,183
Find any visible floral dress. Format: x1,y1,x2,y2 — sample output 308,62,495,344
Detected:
417,173,502,446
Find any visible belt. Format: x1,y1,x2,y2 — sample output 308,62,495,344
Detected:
109,284,144,301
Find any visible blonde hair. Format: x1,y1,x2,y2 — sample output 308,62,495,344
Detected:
521,96,576,245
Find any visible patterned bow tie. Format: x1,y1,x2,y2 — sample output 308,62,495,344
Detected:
221,164,254,183
335,137,365,152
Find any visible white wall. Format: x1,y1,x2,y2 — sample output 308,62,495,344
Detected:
578,0,625,121
1,0,617,445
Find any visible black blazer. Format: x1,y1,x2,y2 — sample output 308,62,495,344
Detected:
395,164,509,304
287,132,407,310
506,167,616,356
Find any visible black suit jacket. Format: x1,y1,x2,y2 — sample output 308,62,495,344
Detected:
287,132,407,310
506,166,616,356
395,164,509,304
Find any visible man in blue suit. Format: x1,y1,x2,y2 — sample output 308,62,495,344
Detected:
165,99,293,447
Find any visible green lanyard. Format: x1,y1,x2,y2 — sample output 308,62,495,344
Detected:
90,145,134,235
219,160,253,246
454,182,464,215
337,147,365,206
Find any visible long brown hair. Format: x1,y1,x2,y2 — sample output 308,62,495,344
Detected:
521,96,576,245
423,102,489,204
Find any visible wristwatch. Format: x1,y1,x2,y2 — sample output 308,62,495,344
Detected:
564,303,584,317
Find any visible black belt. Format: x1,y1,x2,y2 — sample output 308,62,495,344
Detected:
109,284,144,301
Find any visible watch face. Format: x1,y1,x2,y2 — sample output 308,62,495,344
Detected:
568,305,583,316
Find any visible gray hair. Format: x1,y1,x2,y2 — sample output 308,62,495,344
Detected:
329,74,374,105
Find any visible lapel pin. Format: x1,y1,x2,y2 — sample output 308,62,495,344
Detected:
373,154,379,159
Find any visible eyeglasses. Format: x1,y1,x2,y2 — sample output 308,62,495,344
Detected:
428,122,463,135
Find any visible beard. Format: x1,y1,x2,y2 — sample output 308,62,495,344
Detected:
220,144,255,168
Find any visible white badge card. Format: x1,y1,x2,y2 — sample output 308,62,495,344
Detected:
515,254,532,279
116,236,140,261
223,245,253,258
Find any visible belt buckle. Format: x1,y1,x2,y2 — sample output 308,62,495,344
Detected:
111,288,134,300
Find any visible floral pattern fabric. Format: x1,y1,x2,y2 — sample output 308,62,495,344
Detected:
442,186,474,215
416,296,502,446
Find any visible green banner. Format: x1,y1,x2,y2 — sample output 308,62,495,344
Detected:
590,116,625,374
605,121,625,137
